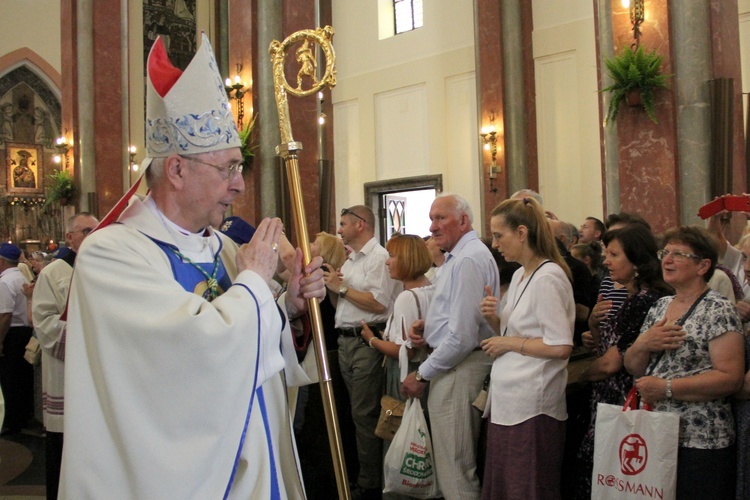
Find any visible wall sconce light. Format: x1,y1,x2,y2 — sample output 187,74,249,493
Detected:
54,135,70,168
628,0,644,47
480,113,500,193
225,63,248,129
129,145,139,172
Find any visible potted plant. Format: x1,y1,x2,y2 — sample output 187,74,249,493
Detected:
601,45,670,125
44,169,77,207
238,114,258,167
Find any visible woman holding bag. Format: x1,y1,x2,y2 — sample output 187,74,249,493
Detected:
624,226,745,499
479,197,575,499
574,224,672,498
360,233,434,398
358,233,435,498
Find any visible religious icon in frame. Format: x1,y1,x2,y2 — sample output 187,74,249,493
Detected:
6,142,44,195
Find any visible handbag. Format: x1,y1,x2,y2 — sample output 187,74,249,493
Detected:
375,395,405,440
591,387,679,500
383,398,441,498
471,372,490,412
24,336,42,365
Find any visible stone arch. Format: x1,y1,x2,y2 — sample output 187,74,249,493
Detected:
0,49,64,246
0,62,62,147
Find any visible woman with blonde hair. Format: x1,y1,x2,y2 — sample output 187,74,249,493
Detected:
298,231,356,492
311,231,346,348
358,234,434,499
480,197,575,499
360,233,434,396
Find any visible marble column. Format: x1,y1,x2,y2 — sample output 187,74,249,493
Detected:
594,0,620,215
475,0,506,231
61,0,80,190
227,0,258,222
475,0,537,233
669,0,712,226
256,0,283,219
608,0,679,233
75,0,97,213
90,0,127,217
501,0,528,194
708,0,747,242
281,1,327,237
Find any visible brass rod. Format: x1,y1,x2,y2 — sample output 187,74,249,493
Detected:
284,153,349,499
269,26,348,500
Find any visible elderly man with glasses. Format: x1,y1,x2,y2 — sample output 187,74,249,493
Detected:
325,205,400,499
59,35,326,499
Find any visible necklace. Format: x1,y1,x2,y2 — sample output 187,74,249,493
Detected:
665,286,709,324
168,247,221,301
148,198,221,301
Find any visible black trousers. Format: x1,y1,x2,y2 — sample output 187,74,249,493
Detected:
0,326,34,432
46,431,64,500
677,445,736,500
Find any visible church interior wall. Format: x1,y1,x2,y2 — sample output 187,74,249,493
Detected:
331,0,482,224
0,0,62,76
531,5,601,227
741,0,750,133
0,0,749,238
0,0,64,247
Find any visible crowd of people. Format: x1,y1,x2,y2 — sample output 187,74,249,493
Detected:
3,31,750,500
284,194,750,500
258,192,750,500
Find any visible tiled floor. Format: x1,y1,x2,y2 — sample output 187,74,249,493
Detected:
0,424,46,500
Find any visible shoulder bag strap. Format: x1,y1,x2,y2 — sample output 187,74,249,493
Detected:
503,260,550,336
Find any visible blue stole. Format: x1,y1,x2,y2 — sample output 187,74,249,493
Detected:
149,234,280,499
150,237,231,301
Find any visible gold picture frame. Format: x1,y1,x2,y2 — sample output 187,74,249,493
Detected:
6,143,44,195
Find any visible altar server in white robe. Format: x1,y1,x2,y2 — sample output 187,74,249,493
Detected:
59,33,323,499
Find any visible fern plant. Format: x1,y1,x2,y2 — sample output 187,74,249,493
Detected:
44,169,77,208
238,114,258,166
601,45,669,125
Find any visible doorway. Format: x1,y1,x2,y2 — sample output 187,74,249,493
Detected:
363,174,442,244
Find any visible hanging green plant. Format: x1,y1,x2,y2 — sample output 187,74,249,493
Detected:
238,113,258,167
601,45,670,125
44,169,77,208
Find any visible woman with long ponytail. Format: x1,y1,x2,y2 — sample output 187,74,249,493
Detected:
479,197,575,499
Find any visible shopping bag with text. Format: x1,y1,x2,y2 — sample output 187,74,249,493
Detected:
383,398,441,498
592,389,678,499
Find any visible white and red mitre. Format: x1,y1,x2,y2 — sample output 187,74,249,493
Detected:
144,32,240,168
94,34,240,230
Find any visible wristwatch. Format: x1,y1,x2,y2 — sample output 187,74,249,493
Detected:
665,379,673,399
339,285,349,299
415,370,428,383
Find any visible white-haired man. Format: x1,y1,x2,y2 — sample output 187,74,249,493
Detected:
60,35,325,498
403,194,500,499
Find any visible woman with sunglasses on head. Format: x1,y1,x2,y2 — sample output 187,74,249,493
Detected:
574,224,672,498
624,226,745,500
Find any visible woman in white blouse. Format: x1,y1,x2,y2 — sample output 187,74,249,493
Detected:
480,197,575,499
